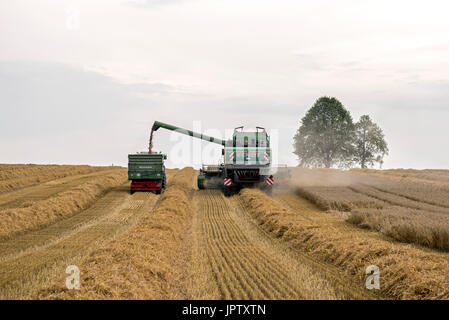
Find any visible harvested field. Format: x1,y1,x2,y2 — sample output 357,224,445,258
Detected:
0,164,112,194
2,164,449,300
289,168,449,208
348,207,449,251
188,190,378,299
285,168,449,251
242,188,449,300
351,169,449,208
191,190,305,299
0,188,164,299
296,186,385,211
0,168,127,239
38,167,195,299
38,174,375,300
353,168,449,184
348,184,449,214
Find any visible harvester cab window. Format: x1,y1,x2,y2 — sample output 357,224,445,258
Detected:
250,139,256,147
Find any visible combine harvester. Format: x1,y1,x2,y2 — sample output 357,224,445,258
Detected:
151,121,275,196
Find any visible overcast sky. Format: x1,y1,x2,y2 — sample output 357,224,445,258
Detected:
1,0,448,169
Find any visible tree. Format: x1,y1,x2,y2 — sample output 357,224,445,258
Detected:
353,115,389,168
293,97,355,168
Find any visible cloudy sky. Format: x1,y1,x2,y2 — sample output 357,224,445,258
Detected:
1,0,448,169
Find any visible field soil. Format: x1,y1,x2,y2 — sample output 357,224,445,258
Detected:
0,165,448,300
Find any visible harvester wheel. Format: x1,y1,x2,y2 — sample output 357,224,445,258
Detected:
222,186,232,197
222,184,241,197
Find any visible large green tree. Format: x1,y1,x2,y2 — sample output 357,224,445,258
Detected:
353,115,389,168
294,97,355,168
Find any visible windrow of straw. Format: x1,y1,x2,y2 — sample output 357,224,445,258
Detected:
290,168,449,208
0,164,98,180
348,207,449,251
0,168,127,239
0,164,111,194
350,169,449,208
38,167,196,300
296,186,385,211
239,188,449,300
287,168,449,250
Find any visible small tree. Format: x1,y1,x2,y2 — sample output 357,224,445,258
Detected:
353,115,388,168
293,97,355,168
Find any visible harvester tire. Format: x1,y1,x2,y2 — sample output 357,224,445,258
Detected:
222,186,231,197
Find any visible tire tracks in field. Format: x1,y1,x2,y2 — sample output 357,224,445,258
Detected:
348,185,449,214
0,188,160,299
192,190,364,300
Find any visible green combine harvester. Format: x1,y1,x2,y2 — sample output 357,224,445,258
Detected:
152,121,274,196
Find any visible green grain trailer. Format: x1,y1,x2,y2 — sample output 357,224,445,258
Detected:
128,153,167,194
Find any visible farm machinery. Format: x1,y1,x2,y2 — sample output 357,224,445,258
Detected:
151,121,275,196
128,153,167,194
